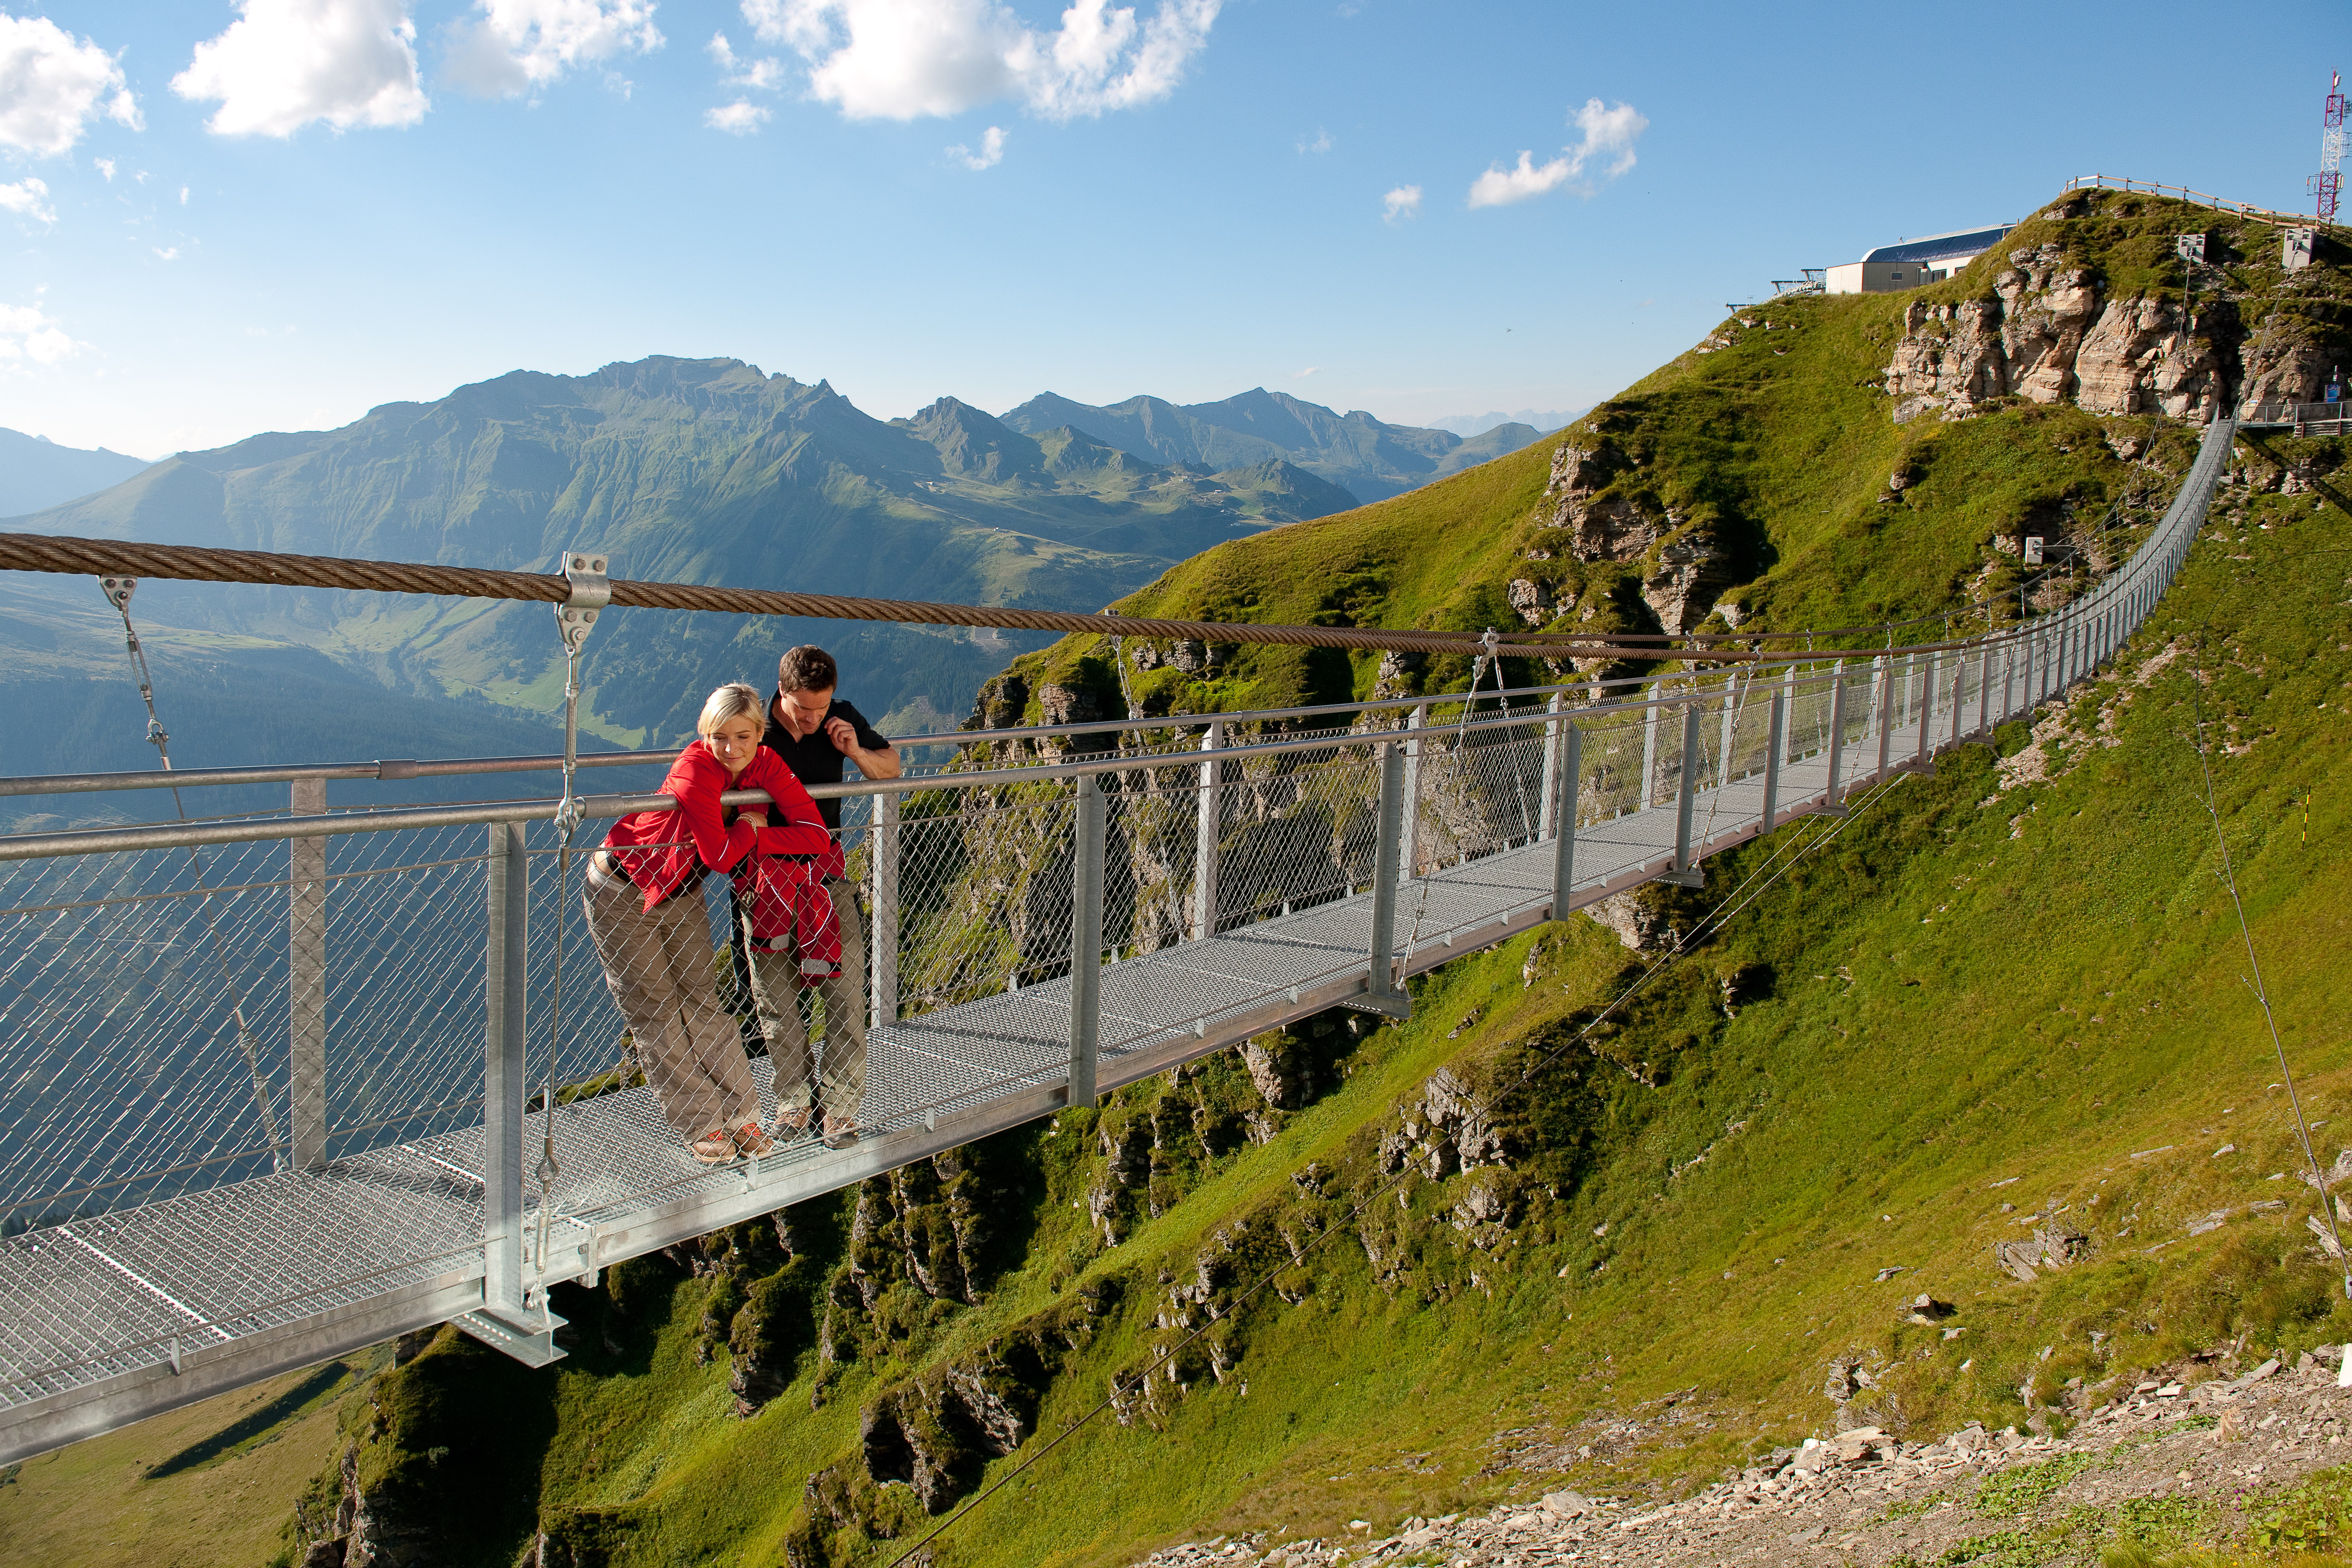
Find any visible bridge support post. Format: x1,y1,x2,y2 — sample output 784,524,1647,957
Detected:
289,780,328,1172
1948,649,1966,749
1400,705,1425,882
1872,656,1893,786
1821,661,1850,816
1715,677,1739,789
1068,774,1104,1110
1550,724,1581,915
1975,644,1994,737
1640,693,1661,811
1363,741,1410,1016
1761,689,1786,832
1780,663,1798,761
481,821,528,1314
1912,653,1936,772
1664,702,1704,887
1538,693,1563,841
870,793,898,1030
1194,719,1222,938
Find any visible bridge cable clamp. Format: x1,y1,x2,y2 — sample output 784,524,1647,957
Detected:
551,551,608,839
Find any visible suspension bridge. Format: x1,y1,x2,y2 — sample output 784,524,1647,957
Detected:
0,414,2235,1466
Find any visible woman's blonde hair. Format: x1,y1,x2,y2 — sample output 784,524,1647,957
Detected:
696,682,766,738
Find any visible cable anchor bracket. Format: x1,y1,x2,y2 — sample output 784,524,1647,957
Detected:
551,551,608,839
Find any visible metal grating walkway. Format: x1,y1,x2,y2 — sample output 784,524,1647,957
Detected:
0,724,1881,1459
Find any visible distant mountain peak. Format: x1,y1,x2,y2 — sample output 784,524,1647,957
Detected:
996,386,1548,506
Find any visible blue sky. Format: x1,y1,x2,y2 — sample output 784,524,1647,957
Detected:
0,0,2338,458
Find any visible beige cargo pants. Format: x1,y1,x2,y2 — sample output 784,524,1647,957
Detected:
581,863,758,1141
742,876,866,1119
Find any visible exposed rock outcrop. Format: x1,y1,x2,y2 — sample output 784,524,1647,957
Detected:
1885,244,2226,423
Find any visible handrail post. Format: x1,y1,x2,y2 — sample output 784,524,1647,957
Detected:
1538,693,1564,841
1068,775,1104,1109
1872,655,1893,784
1665,701,1704,887
1551,724,1581,914
1367,740,1407,1009
1401,704,1426,881
1914,653,1936,770
483,821,528,1314
1976,643,1994,736
288,778,328,1172
1761,686,1786,831
870,793,899,1030
1780,663,1799,762
1948,646,1966,749
1822,661,1850,815
1640,690,1662,811
1715,677,1739,789
1193,718,1222,938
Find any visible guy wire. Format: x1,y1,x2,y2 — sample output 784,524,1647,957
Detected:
2187,682,2352,1297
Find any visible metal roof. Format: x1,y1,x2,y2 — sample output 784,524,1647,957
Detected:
1860,225,2014,265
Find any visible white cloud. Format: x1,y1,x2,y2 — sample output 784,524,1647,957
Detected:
0,300,81,365
443,0,664,98
1467,97,1646,209
179,185,190,205
0,177,56,225
1289,366,1317,378
1381,183,1420,222
947,123,1004,168
747,0,1220,122
0,14,142,156
94,156,115,180
174,0,429,137
705,98,770,133
709,30,784,88
1296,126,1329,154
153,245,180,261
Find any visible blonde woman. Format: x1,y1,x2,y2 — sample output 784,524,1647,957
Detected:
583,683,832,1165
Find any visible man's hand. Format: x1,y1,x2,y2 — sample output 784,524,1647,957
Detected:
823,715,857,754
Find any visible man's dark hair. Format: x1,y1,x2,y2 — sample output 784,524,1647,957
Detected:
777,645,839,694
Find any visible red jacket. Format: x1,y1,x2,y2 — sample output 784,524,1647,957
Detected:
600,743,832,910
733,855,843,983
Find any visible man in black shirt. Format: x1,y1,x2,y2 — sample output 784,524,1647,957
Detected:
750,645,899,1148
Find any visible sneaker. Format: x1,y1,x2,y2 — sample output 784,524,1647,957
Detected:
771,1104,814,1140
734,1121,776,1160
691,1128,741,1166
821,1113,860,1150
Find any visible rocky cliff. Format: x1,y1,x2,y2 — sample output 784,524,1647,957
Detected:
1879,193,2345,426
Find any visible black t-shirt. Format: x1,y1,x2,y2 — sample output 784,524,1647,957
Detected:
762,693,889,831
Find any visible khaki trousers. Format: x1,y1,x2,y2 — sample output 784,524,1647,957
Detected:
582,866,757,1141
744,876,866,1117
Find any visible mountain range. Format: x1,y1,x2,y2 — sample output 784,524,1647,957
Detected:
996,387,1543,504
0,427,151,516
0,360,1550,774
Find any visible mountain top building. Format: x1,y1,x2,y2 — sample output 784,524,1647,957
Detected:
1825,225,2014,294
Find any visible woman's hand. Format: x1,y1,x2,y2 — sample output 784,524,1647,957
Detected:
740,811,769,828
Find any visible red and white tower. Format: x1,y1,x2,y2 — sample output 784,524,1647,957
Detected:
2317,70,2347,222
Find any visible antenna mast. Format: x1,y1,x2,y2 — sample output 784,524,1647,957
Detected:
2318,70,2347,223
